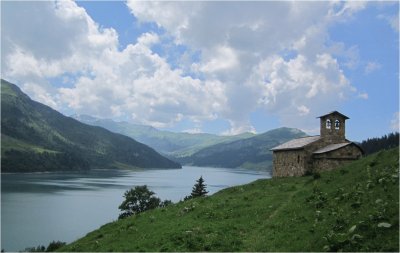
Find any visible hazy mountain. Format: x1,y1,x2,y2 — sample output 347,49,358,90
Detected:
1,79,180,172
73,115,255,157
180,127,307,170
72,113,306,171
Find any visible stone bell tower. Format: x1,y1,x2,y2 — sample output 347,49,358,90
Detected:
318,111,349,144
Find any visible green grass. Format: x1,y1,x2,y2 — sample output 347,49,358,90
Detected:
59,148,399,252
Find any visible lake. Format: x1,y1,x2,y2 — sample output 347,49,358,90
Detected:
1,166,270,251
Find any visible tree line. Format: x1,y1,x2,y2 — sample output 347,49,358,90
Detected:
20,240,66,252
360,132,399,155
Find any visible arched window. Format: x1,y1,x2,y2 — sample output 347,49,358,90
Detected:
326,119,331,129
335,120,340,129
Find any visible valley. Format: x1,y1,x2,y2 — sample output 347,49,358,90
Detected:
74,116,306,170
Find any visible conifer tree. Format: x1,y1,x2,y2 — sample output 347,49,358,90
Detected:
190,176,208,198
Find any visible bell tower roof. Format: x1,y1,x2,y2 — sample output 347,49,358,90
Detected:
317,111,349,120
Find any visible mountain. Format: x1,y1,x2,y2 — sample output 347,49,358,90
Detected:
1,79,180,172
60,148,399,251
180,127,307,169
73,115,255,157
73,115,306,170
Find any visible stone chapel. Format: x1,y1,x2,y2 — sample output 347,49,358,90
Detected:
271,111,364,177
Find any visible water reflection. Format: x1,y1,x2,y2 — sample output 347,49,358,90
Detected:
1,170,132,193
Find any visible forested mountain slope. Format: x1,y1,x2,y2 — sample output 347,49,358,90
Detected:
1,79,180,172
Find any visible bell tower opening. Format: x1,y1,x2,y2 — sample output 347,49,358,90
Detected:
335,120,340,129
318,111,349,144
326,119,331,129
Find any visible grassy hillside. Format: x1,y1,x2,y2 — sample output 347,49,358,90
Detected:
60,148,399,252
180,127,306,169
73,115,255,157
1,79,180,172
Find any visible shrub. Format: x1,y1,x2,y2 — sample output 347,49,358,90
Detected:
118,185,161,219
46,241,66,252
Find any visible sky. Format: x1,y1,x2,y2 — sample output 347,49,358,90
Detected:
1,1,399,141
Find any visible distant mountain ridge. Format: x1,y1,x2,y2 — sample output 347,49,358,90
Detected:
73,115,306,170
179,127,307,169
1,79,180,172
73,115,255,157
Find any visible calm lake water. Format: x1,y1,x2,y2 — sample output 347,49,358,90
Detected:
1,166,270,251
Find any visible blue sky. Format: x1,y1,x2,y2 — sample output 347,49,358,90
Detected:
1,1,399,141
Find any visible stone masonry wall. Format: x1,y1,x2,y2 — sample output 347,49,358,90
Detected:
272,150,307,177
320,114,346,144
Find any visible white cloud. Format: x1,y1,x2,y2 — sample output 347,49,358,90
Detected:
364,61,382,74
330,44,360,69
297,105,311,116
221,120,256,136
183,128,204,134
1,0,119,105
127,1,364,132
378,14,399,33
387,15,399,33
391,112,399,132
199,45,239,73
137,32,160,46
2,1,370,134
5,48,43,77
126,1,202,45
22,82,59,110
329,1,367,19
357,92,369,100
1,0,225,128
250,53,353,129
57,37,227,127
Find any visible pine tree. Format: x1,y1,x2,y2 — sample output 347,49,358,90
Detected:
190,176,208,198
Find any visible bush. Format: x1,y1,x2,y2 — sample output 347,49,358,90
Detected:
46,241,66,252
118,185,161,219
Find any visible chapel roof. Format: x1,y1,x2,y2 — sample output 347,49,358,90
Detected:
313,142,351,154
313,142,364,154
270,136,320,151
